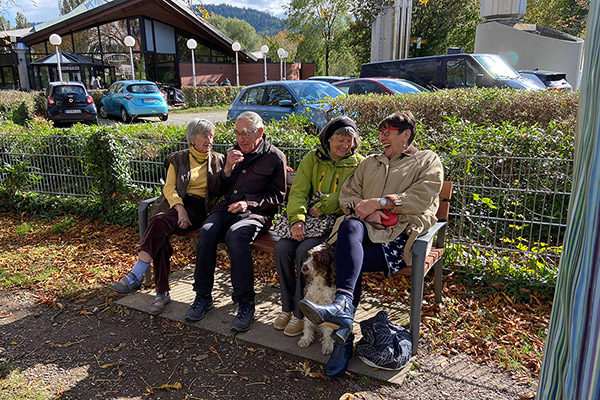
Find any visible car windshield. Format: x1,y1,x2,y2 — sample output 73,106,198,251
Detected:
127,84,160,94
381,79,427,93
473,55,519,80
288,82,342,103
54,85,86,96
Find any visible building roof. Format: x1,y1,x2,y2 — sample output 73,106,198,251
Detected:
22,0,257,62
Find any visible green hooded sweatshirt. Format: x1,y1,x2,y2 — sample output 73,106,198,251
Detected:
286,126,364,226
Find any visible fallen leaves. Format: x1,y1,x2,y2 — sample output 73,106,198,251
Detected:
49,339,85,348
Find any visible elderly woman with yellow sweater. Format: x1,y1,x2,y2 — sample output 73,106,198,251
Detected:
110,118,224,315
299,111,443,377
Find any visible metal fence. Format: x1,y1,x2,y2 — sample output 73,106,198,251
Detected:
0,134,573,265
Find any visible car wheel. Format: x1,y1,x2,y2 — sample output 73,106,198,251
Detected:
160,114,168,122
99,105,108,119
121,108,132,123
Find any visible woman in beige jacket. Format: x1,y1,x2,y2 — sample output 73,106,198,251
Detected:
299,110,443,377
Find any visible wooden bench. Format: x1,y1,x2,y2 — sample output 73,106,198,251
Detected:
138,178,453,356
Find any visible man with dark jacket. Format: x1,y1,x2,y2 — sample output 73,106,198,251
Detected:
186,111,287,332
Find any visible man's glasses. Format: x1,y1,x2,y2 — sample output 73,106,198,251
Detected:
234,129,256,138
378,127,399,137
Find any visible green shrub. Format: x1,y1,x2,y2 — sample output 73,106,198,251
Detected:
327,88,578,135
0,90,42,124
181,86,242,108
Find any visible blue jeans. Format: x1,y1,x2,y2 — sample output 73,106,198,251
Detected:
334,218,388,307
193,211,267,304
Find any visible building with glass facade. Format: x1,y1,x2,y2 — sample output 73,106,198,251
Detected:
0,0,257,90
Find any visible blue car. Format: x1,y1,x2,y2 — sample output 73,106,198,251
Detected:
99,80,168,123
227,80,343,132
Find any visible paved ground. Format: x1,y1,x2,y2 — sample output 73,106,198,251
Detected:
117,267,414,384
98,109,228,126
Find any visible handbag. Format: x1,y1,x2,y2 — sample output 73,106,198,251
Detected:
355,310,412,370
273,191,337,239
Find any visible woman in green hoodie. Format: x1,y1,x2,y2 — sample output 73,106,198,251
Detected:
273,116,364,337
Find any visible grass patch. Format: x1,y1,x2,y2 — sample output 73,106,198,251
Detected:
15,223,33,236
0,364,49,400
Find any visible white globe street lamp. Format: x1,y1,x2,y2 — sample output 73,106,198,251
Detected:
261,44,269,82
49,33,63,82
124,35,136,80
283,50,289,80
187,38,197,88
277,48,285,81
232,41,241,86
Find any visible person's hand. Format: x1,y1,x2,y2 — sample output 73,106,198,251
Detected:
365,210,386,230
224,149,244,176
228,201,248,214
291,221,306,241
308,206,321,218
354,198,381,220
175,204,191,229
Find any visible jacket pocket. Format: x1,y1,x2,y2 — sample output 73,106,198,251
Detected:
253,164,274,176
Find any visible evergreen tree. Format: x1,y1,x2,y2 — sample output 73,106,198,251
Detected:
14,11,29,29
59,0,85,15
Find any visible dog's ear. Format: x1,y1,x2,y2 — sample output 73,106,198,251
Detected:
312,244,333,266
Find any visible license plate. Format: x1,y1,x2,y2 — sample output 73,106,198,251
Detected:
143,98,155,103
65,109,81,114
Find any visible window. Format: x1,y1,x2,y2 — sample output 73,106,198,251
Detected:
446,58,478,88
109,83,123,94
74,28,100,53
355,81,385,94
240,87,266,105
264,85,293,106
335,82,350,94
127,83,159,94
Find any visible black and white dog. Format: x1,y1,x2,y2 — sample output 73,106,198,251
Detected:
298,242,337,354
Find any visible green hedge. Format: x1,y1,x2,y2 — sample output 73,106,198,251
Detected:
0,90,46,124
327,88,578,135
181,86,243,108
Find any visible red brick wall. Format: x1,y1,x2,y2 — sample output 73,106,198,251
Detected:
179,62,314,86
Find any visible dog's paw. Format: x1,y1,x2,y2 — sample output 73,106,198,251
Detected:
298,336,313,348
321,338,335,355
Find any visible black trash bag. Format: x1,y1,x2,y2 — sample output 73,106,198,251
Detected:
355,310,412,370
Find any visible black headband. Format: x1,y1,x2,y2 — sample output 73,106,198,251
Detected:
325,118,357,139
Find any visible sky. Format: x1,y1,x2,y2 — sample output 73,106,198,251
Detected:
4,0,286,26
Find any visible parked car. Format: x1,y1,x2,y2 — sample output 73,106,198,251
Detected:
307,76,353,83
519,70,573,91
99,80,168,123
333,78,428,95
44,81,97,125
361,53,544,90
227,80,344,132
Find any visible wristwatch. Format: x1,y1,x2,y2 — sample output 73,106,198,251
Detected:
379,197,387,208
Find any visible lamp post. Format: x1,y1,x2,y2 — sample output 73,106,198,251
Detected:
124,35,136,80
186,38,197,88
277,48,285,81
261,44,269,82
232,41,241,86
49,34,63,82
283,50,288,80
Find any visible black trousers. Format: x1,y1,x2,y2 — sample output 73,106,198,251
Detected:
193,211,268,304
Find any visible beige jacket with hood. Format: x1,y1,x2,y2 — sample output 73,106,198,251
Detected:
331,146,443,265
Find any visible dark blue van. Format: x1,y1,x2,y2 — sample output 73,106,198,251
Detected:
360,53,544,90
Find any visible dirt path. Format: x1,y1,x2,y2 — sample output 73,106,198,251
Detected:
0,290,537,399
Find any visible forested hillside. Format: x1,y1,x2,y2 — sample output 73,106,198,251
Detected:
200,4,286,36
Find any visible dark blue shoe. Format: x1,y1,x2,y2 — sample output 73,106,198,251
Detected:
231,301,255,333
325,333,354,377
299,293,356,344
185,295,213,322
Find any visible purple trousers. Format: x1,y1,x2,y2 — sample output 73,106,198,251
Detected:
139,195,206,293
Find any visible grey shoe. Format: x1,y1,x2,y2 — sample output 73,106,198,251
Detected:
148,292,170,315
110,272,142,294
185,295,213,322
231,301,255,333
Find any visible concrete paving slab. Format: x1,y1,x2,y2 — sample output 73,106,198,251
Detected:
116,266,414,384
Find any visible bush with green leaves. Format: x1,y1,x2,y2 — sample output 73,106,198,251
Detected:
0,90,45,124
181,86,243,108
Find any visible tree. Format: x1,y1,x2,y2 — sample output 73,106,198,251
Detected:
410,0,480,57
207,14,263,52
0,15,11,31
59,0,85,15
265,30,300,62
525,0,589,37
286,0,353,75
14,11,29,29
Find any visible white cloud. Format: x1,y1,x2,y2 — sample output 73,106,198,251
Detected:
200,0,287,18
5,0,60,25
